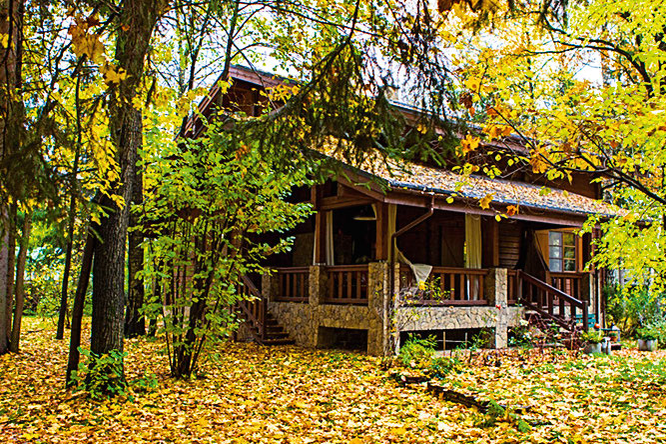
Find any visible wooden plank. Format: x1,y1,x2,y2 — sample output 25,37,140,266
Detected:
490,219,500,267
320,195,374,210
313,212,325,264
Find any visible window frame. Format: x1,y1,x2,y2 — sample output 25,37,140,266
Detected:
548,231,577,272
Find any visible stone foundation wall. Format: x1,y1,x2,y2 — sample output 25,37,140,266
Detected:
268,301,315,347
263,265,528,355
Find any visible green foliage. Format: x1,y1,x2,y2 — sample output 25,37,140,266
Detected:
580,330,604,344
508,319,533,348
637,325,660,341
70,348,128,400
398,335,437,368
605,285,666,335
130,373,159,393
481,399,531,433
468,328,494,350
429,356,463,379
141,117,314,378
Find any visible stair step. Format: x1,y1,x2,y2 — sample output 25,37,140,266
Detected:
261,338,295,346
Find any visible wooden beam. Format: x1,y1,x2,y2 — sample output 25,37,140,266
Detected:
320,195,374,210
490,219,500,267
310,184,322,210
375,202,389,261
313,211,326,264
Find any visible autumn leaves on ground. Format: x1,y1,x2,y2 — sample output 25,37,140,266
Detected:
1,318,665,443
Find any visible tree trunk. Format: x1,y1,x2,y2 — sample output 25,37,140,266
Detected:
0,0,23,354
56,195,76,340
66,232,95,387
89,0,165,386
9,210,31,353
125,167,145,337
0,212,8,354
4,204,15,341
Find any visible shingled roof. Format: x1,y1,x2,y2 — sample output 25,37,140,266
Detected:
319,147,623,218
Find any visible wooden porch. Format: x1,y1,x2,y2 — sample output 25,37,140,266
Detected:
235,179,600,354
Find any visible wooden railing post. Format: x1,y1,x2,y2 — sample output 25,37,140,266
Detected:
582,302,589,331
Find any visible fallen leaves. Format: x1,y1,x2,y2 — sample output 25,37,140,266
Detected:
3,319,666,443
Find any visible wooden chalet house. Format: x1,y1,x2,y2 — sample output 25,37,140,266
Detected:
183,66,621,355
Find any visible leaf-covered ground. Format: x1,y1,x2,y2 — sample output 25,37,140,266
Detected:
2,318,666,443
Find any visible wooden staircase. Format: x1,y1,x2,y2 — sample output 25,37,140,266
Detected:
517,270,589,334
236,276,294,346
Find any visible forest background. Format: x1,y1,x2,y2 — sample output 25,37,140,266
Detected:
0,0,665,396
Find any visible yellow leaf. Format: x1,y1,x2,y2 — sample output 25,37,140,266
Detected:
506,205,519,216
460,134,480,155
349,439,364,444
479,192,495,209
465,77,481,91
101,63,128,85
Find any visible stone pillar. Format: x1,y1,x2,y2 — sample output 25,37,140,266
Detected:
488,268,508,348
368,262,389,355
308,265,324,306
308,265,324,348
262,274,278,301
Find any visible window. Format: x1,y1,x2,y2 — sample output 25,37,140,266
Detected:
548,231,576,272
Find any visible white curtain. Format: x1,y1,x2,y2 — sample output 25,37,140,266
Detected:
388,204,432,284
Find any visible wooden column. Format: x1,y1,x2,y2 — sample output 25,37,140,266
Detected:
375,202,389,261
311,186,326,264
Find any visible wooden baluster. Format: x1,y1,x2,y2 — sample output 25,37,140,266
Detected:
440,273,446,302
346,271,352,299
338,272,343,300
356,271,361,300
559,296,565,318
548,290,554,316
582,302,589,331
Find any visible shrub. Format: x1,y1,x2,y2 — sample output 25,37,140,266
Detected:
508,319,533,347
70,348,128,400
429,356,463,378
637,325,659,341
605,284,666,336
398,335,436,368
580,330,604,344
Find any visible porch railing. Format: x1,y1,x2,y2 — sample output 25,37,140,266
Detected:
549,272,586,302
518,270,588,331
324,265,369,305
274,267,309,303
400,265,489,306
237,275,267,341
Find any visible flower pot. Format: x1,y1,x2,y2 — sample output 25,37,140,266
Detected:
583,343,602,354
638,339,657,352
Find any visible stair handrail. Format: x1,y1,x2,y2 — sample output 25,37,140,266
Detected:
237,275,267,341
517,270,589,331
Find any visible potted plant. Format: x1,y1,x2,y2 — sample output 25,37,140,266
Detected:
637,326,658,351
580,330,604,354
